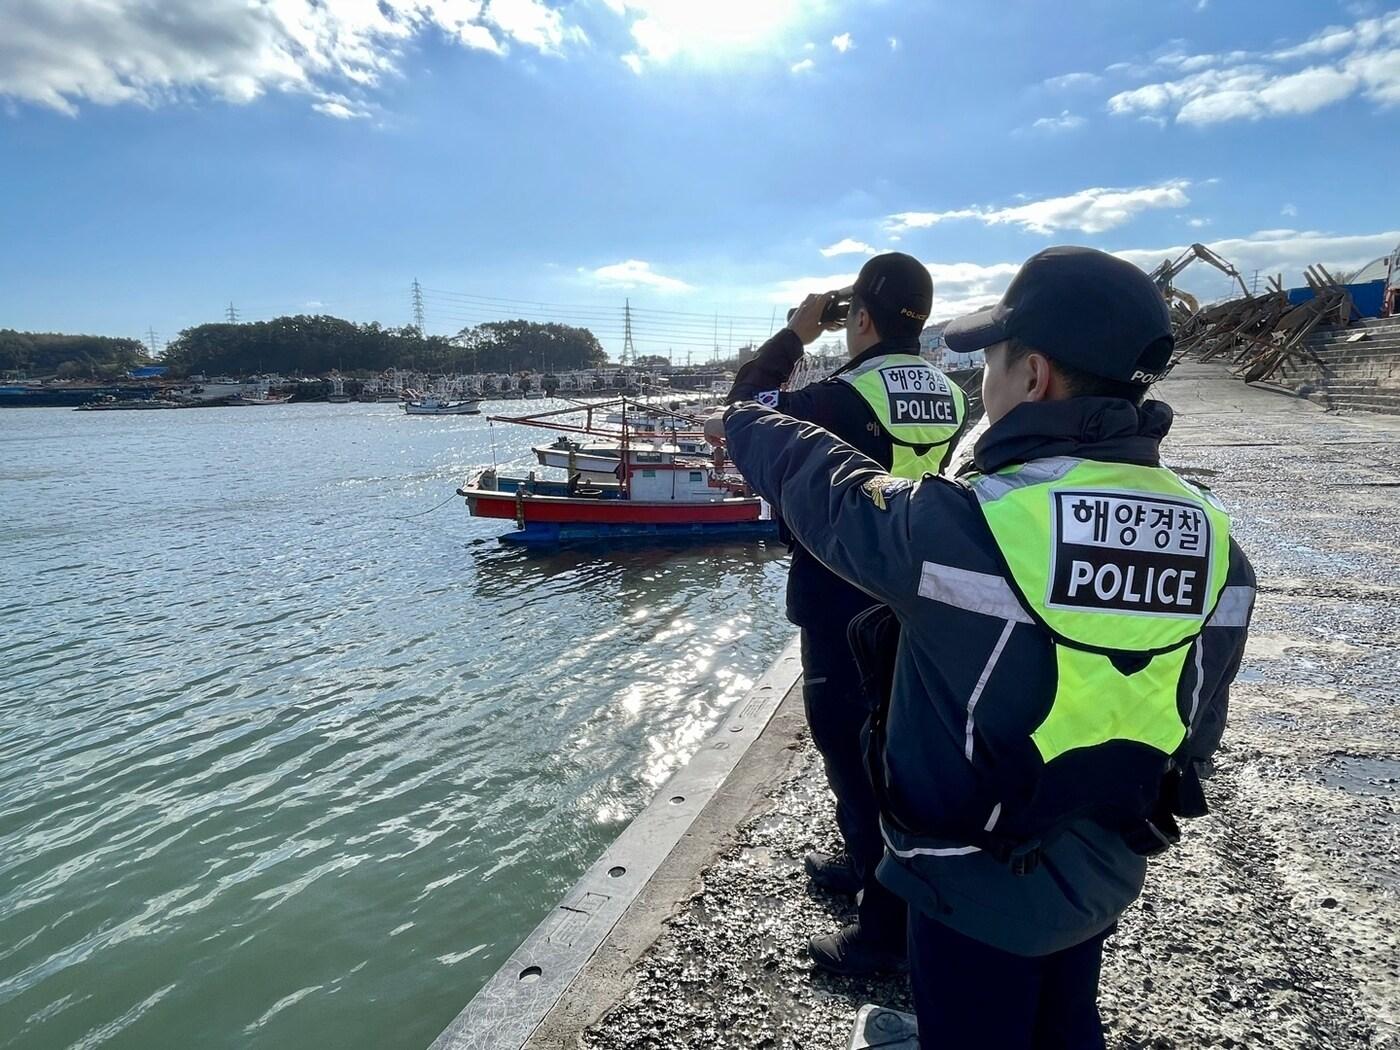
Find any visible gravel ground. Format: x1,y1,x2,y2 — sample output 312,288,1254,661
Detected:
580,367,1400,1050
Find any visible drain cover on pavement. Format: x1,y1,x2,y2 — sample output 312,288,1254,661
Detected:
849,1003,919,1049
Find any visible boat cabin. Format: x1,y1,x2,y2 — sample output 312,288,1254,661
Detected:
626,459,724,503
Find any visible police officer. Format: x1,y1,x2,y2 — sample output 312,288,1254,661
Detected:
717,247,1256,1047
717,252,969,976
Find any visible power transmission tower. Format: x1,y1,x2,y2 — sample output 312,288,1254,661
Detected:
411,278,425,332
226,302,239,323
146,327,160,357
621,298,636,367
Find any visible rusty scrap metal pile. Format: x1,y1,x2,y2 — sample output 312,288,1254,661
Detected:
1153,244,1358,384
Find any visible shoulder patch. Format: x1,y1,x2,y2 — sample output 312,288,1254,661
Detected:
861,474,912,510
756,390,780,408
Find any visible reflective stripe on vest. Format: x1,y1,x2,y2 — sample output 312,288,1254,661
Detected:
835,354,968,479
967,457,1232,765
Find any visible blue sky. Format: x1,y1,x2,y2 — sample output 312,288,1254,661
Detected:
1,0,1398,361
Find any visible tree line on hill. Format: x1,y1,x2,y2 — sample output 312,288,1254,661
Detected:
160,315,609,376
2,315,612,380
0,330,149,379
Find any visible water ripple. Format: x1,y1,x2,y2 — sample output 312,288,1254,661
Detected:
0,403,791,1049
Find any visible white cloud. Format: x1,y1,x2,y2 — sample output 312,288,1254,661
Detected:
485,0,583,53
606,0,808,71
888,37,900,51
0,0,580,117
832,33,854,53
1187,217,1210,228
1281,203,1298,217
1105,9,1400,125
790,58,815,74
313,97,371,120
888,180,1192,236
1043,71,1100,90
587,259,694,293
820,238,877,257
1029,110,1086,132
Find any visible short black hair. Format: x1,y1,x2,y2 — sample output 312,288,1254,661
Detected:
851,290,923,341
1003,338,1151,404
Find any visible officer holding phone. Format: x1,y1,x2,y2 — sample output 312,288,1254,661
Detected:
716,253,969,975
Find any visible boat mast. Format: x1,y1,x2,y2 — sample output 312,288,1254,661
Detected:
619,397,630,499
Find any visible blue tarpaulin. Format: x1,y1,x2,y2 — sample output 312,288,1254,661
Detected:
1287,279,1386,318
127,366,169,378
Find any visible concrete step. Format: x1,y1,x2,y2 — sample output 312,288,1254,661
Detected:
1310,349,1400,360
1308,334,1400,344
1304,337,1400,350
1305,351,1400,361
1306,342,1400,356
1328,396,1400,416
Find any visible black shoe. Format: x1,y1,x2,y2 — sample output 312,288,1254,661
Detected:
804,851,862,895
808,922,908,977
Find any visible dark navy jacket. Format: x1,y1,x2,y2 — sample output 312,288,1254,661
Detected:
728,328,961,630
724,395,1256,955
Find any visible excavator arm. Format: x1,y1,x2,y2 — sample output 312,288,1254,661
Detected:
1150,243,1252,303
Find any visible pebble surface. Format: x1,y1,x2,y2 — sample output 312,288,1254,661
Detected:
581,368,1400,1049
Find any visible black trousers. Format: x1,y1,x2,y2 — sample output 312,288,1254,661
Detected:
909,909,1110,1050
799,625,906,947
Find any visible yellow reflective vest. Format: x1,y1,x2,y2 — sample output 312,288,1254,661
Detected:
967,456,1232,766
835,354,968,478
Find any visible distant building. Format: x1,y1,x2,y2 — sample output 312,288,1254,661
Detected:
919,323,984,371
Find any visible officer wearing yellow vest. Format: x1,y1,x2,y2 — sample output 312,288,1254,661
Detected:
717,246,1256,1048
714,252,969,975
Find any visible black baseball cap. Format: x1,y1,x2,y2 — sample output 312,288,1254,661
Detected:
853,252,933,334
943,246,1174,385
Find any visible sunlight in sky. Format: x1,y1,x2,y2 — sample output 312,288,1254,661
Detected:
610,0,809,66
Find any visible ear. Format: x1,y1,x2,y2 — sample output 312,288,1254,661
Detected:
855,304,876,337
1026,352,1055,402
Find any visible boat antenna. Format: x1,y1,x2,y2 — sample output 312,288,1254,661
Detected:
488,417,498,469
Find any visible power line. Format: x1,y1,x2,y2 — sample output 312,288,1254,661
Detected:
421,286,773,324
225,302,239,324
417,301,770,347
411,278,425,331
418,310,763,352
419,292,764,336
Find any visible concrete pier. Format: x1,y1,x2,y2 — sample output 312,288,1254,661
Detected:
443,363,1400,1050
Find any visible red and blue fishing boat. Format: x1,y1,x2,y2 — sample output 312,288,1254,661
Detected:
459,398,776,546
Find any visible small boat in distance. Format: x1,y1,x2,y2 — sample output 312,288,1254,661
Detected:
231,390,293,406
403,397,482,416
76,395,184,411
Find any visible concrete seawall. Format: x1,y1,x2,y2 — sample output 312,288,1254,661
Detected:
437,362,1400,1050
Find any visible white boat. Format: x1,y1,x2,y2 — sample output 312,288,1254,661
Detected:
403,397,482,416
533,437,705,478
231,391,293,406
